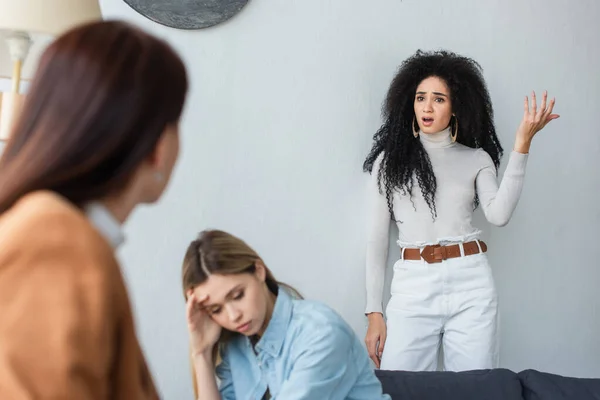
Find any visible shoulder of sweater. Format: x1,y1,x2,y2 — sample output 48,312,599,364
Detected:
452,142,481,155
0,191,115,266
451,144,495,165
374,151,385,167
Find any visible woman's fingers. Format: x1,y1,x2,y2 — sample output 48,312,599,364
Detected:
379,331,386,359
366,333,381,368
186,292,209,321
186,293,197,320
538,91,548,119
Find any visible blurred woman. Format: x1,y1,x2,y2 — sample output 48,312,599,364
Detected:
0,20,188,398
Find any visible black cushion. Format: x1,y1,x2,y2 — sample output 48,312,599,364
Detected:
519,369,600,400
375,368,523,400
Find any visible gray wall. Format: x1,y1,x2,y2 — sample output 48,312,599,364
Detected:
62,0,600,397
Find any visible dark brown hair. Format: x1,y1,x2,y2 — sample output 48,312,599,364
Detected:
0,20,188,213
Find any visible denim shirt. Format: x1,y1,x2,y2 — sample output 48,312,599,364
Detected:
216,288,390,400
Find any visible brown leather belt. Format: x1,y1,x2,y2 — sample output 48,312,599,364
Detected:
402,240,487,264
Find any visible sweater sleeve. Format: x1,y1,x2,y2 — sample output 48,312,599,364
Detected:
475,149,529,227
365,153,391,314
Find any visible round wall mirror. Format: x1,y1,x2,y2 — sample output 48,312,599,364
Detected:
123,0,250,30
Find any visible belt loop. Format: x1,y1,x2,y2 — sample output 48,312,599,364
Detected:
401,247,406,260
459,242,465,257
475,239,483,254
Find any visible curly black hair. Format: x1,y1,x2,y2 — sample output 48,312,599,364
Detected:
363,49,503,220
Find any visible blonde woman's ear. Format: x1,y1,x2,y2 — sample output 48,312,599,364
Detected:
254,260,267,282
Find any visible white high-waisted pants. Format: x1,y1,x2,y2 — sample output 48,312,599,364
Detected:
380,245,499,372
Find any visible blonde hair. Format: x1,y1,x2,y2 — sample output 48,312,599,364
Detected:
182,230,300,396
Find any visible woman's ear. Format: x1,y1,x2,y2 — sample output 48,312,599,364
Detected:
146,129,168,169
254,260,267,282
144,123,179,173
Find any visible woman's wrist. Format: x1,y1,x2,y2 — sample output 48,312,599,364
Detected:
367,312,384,321
192,348,214,365
513,137,532,154
191,347,222,400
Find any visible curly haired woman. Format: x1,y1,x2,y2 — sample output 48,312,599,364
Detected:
363,49,559,372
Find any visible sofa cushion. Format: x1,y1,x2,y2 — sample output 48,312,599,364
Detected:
519,369,600,400
375,368,523,400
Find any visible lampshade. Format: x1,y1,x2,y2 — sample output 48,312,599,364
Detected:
0,0,102,141
0,0,102,80
0,0,102,37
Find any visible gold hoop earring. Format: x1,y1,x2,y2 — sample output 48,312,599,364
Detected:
412,116,419,138
451,115,458,143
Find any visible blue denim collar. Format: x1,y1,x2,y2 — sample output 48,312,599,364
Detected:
251,287,294,357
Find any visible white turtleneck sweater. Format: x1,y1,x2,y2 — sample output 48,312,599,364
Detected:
365,127,529,314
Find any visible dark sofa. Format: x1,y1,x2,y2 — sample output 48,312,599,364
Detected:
375,368,600,400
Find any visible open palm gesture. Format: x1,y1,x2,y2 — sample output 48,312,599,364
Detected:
514,90,559,153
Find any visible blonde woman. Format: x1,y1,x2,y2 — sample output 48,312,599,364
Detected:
183,230,390,400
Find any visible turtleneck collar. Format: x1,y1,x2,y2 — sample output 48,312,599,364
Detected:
419,126,454,149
